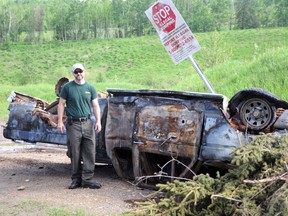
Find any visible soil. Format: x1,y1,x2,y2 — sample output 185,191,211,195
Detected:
0,121,151,216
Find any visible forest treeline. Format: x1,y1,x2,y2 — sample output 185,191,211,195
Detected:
0,0,287,43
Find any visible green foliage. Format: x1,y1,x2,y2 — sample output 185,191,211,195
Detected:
267,183,288,215
0,0,287,43
126,177,216,216
235,0,260,29
48,208,85,216
126,134,288,215
198,31,232,69
0,199,87,216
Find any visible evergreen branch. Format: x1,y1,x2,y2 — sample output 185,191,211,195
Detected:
245,172,288,200
211,194,242,203
134,174,191,186
243,172,288,184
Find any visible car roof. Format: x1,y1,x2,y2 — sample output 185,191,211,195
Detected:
106,88,224,102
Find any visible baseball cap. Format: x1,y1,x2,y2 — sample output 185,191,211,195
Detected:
72,63,85,73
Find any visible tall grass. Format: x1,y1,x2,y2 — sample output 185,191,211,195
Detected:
0,28,287,119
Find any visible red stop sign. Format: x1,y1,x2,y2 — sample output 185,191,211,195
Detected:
152,2,176,33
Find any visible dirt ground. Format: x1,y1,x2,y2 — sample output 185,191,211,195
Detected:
0,121,151,216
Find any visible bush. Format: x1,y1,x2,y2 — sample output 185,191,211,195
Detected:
126,133,288,216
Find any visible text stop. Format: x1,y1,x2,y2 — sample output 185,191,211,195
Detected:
152,2,176,33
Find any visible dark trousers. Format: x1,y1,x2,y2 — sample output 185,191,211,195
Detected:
66,119,95,183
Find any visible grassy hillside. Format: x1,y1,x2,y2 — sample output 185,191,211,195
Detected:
1,27,288,119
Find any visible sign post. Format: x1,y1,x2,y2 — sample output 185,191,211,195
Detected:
145,0,216,94
188,56,215,94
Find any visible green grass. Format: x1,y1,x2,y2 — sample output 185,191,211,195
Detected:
0,199,88,216
1,27,288,119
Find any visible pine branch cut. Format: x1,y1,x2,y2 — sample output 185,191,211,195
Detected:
243,172,288,184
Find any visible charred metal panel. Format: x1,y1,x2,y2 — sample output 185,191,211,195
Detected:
200,122,243,161
200,102,249,161
274,110,288,129
3,102,66,144
105,89,215,179
134,103,203,159
105,96,137,156
94,98,109,161
131,99,204,178
104,96,137,178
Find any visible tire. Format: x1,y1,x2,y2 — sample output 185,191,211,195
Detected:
238,97,274,131
228,88,288,117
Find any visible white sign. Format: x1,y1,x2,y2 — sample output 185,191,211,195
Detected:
145,0,201,64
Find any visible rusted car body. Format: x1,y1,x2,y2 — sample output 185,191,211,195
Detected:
3,78,288,182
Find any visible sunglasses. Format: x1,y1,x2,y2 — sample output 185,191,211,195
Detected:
74,70,83,74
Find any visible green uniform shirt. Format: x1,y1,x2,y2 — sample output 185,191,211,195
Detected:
60,81,97,119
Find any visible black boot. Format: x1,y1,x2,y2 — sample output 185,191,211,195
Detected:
82,181,102,189
68,179,82,189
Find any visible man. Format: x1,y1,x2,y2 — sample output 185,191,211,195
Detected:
57,63,102,189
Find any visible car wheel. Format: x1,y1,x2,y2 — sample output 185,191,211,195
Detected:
228,88,288,118
239,98,275,131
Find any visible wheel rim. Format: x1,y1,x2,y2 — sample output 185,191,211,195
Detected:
239,98,273,131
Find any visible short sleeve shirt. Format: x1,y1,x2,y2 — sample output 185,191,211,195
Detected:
60,81,97,119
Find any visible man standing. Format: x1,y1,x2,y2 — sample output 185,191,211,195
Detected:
57,63,102,189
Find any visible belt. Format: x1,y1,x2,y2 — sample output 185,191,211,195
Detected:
71,117,89,122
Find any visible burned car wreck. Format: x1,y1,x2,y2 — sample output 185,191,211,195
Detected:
3,77,288,184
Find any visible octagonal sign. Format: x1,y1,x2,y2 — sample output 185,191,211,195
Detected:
152,2,176,33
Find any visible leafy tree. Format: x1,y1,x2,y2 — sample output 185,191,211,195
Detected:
111,0,127,38
0,0,287,43
48,0,70,40
274,0,288,27
121,0,153,37
175,0,230,32
235,0,260,29
255,0,274,28
24,2,45,42
0,0,28,43
209,0,231,31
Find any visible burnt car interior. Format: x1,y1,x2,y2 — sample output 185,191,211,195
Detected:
3,77,288,186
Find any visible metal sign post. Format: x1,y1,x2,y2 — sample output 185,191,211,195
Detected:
188,55,216,94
